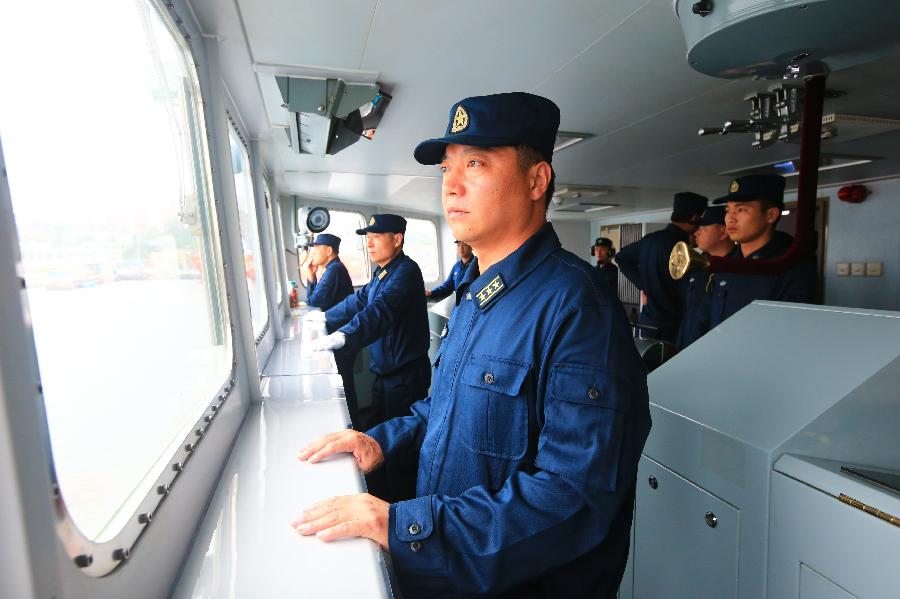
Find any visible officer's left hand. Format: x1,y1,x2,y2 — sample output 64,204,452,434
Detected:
292,494,389,550
309,331,346,351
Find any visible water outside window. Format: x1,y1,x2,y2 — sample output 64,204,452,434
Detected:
0,0,232,541
404,217,440,283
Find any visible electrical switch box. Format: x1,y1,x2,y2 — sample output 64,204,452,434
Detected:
866,262,883,277
835,262,850,276
850,262,866,277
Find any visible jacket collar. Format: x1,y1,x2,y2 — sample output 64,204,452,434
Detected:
459,222,561,311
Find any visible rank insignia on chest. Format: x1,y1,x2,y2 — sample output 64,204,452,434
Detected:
475,274,506,309
378,269,387,280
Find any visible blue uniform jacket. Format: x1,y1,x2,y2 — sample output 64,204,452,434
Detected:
675,270,715,350
709,231,818,329
596,262,619,295
306,258,354,310
325,252,430,376
616,224,689,341
429,258,472,301
367,224,651,597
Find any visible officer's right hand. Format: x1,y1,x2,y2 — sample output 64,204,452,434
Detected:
424,289,432,297
298,430,384,474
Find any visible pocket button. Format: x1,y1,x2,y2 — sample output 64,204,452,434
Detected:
483,372,495,385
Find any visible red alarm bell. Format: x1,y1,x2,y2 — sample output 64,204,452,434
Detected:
837,184,869,203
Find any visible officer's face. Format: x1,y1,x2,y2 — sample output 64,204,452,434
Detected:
594,245,609,261
694,224,727,253
725,201,778,243
456,241,473,261
309,245,328,266
440,144,547,249
366,232,403,266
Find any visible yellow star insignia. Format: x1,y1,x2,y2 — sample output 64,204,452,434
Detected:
475,274,506,308
369,216,376,226
451,105,469,134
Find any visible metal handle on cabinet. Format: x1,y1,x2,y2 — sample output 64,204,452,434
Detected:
648,475,658,490
705,511,718,528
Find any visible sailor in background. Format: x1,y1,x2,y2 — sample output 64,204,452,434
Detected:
616,191,707,343
306,214,430,502
296,91,649,599
592,236,619,294
675,206,733,350
426,239,474,301
709,174,818,328
300,233,358,419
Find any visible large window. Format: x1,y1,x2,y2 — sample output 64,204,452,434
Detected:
0,0,232,541
404,217,440,283
310,209,371,286
230,131,269,336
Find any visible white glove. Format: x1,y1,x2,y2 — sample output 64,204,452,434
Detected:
303,310,328,323
310,332,346,352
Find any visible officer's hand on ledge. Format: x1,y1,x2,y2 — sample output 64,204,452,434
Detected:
309,331,346,351
302,310,328,323
292,493,389,551
424,289,431,297
298,429,385,473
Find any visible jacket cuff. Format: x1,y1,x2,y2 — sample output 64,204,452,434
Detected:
388,496,445,576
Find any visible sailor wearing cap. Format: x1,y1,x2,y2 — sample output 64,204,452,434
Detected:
674,206,733,350
309,213,431,502
426,239,474,301
592,237,619,293
616,191,708,343
708,174,818,328
296,92,649,599
303,233,353,310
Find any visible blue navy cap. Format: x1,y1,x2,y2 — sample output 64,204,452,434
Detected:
355,213,407,235
310,233,341,250
713,174,786,207
672,192,708,217
698,205,726,226
414,92,561,165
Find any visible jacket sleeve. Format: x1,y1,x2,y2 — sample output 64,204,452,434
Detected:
776,258,818,304
367,395,431,461
615,240,642,289
428,265,456,301
336,264,417,355
306,269,337,309
324,282,368,329
386,300,651,595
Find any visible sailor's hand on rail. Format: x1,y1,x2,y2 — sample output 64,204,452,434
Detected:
292,493,389,550
309,331,345,351
302,310,328,323
298,429,384,473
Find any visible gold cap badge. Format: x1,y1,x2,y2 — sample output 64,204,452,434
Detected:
369,216,375,225
730,180,739,193
451,105,469,134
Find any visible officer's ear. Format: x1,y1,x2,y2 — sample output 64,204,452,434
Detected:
764,205,781,225
529,161,552,203
393,232,404,249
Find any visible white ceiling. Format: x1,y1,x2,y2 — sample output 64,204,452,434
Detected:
187,0,900,219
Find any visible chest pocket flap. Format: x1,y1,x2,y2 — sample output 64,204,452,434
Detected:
462,355,530,396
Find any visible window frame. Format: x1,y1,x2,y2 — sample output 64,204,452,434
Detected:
396,213,443,285
0,0,241,578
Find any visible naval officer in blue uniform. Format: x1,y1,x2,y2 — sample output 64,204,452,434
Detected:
308,213,431,502
296,92,650,599
301,233,359,420
593,236,619,293
708,174,817,329
674,206,733,350
616,191,707,343
426,240,473,301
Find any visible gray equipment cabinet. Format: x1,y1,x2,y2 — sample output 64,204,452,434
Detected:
621,301,900,599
